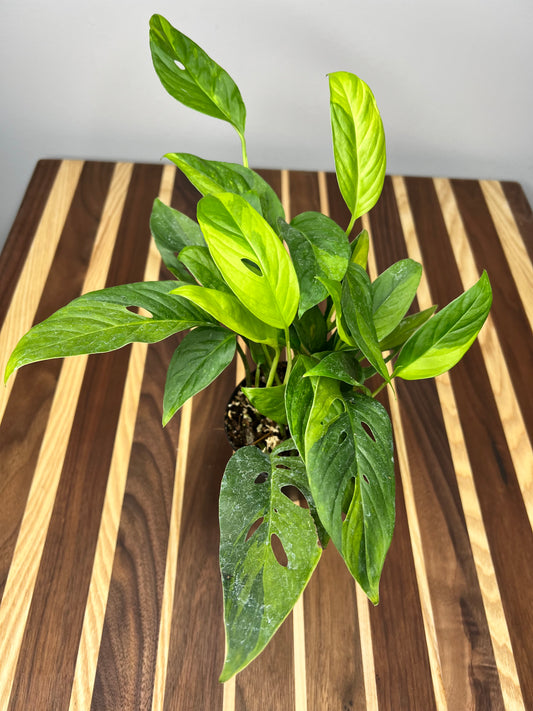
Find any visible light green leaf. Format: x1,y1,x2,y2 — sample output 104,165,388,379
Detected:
178,245,231,292
242,383,287,424
393,271,492,380
350,229,369,269
149,14,246,137
304,376,345,461
173,284,280,346
197,193,299,329
165,153,284,229
372,259,422,340
149,198,204,280
280,212,350,316
5,282,213,381
304,351,363,386
284,356,316,458
378,306,437,351
163,326,235,425
307,393,395,603
317,277,356,347
341,264,390,382
329,71,386,222
219,440,322,680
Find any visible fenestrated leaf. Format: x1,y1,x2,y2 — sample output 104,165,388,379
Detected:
284,356,316,458
219,440,322,680
280,212,350,316
372,259,422,341
5,281,213,381
149,198,204,280
304,351,363,386
172,284,280,346
378,305,437,351
306,392,394,603
342,264,390,382
329,71,386,223
165,153,284,229
242,383,287,424
197,193,299,329
163,326,236,425
149,14,246,137
350,229,369,268
393,271,492,380
178,245,231,292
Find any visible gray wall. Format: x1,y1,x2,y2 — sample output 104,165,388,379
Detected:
1,0,532,249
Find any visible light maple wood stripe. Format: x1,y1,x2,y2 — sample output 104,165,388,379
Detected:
68,164,171,711
364,213,447,710
0,161,133,711
480,180,533,331
317,171,330,218
392,175,525,711
0,159,84,425
434,178,533,527
355,585,378,711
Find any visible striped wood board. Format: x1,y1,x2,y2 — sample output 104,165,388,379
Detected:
0,160,532,710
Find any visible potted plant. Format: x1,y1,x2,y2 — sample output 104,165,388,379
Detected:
4,13,492,681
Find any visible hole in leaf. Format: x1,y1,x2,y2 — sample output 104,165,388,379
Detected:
278,448,299,458
271,534,288,567
125,304,153,318
174,59,186,71
275,464,290,470
341,511,347,522
241,258,263,276
361,422,376,442
362,475,370,485
254,471,269,484
245,516,264,541
338,430,347,445
281,485,309,509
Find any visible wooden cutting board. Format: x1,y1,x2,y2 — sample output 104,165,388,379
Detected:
0,160,531,710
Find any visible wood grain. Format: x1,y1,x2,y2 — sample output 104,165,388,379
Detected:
0,161,531,710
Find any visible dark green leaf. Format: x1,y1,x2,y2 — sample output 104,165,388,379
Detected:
219,440,322,680
317,277,356,347
242,383,287,424
5,282,213,381
329,72,386,222
378,306,437,350
149,198,204,280
284,356,316,458
393,271,492,380
163,326,236,425
178,245,231,292
197,193,299,329
172,284,280,346
304,351,363,386
372,259,422,340
165,153,284,229
306,393,394,603
149,14,246,136
341,264,390,382
291,306,328,353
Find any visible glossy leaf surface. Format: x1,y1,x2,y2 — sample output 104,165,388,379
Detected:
242,383,287,424
149,198,204,280
166,153,284,229
284,356,316,458
329,71,386,221
173,284,280,346
149,14,246,136
197,193,299,329
372,259,422,340
304,351,363,386
350,229,369,268
163,326,235,425
178,245,231,292
5,282,212,381
393,271,492,380
378,306,437,351
219,440,322,680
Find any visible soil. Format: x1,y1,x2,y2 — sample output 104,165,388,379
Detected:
224,366,287,452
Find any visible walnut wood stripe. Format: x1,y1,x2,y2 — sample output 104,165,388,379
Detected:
500,182,533,261
392,175,525,710
480,180,533,331
365,215,448,710
0,161,134,711
69,165,173,711
0,160,84,425
434,178,533,526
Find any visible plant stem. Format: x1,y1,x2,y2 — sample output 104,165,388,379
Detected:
371,380,388,398
283,327,293,382
240,132,249,168
235,341,251,386
266,348,281,388
345,212,357,237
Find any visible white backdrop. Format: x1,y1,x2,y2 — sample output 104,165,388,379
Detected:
1,0,532,248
